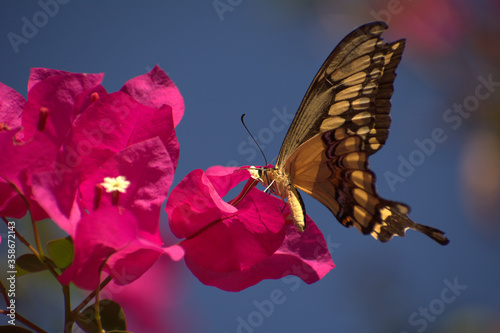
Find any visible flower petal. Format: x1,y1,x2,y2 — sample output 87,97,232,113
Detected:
0,82,25,129
120,65,184,127
58,207,141,289
166,165,333,291
28,68,102,91
58,91,178,173
0,129,58,220
58,206,181,290
185,214,335,291
30,171,82,235
79,137,175,234
166,168,244,239
0,182,26,218
21,70,104,142
180,188,286,273
205,165,252,197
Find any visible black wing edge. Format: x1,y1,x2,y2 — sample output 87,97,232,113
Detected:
375,201,450,245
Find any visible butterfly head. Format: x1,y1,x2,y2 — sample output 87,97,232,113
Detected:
248,165,273,187
249,165,289,199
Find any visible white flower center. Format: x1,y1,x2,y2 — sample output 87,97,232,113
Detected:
100,176,130,193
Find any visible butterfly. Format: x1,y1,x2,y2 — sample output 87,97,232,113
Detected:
250,21,449,245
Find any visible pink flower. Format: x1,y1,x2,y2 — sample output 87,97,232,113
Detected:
0,66,182,233
105,236,191,332
58,206,184,290
166,166,334,291
1,66,185,289
36,136,176,235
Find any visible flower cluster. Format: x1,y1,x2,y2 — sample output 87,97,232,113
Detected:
0,66,334,296
0,66,184,290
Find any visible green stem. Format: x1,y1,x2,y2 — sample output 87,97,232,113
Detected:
30,213,44,259
27,216,65,282
0,280,9,306
95,281,103,333
1,216,39,256
1,191,57,333
63,284,72,333
2,217,61,280
0,309,49,333
1,183,43,256
94,259,110,333
71,276,112,316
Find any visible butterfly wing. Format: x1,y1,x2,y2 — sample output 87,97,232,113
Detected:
275,21,448,244
284,129,449,244
277,21,400,168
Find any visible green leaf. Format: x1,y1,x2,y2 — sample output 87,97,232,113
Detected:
15,265,31,277
47,236,74,270
0,326,35,332
76,299,127,333
15,254,55,277
16,254,45,273
15,254,57,277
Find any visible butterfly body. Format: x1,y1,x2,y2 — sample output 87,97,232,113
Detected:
252,22,449,245
258,166,307,231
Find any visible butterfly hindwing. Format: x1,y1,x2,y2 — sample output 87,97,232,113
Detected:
284,128,448,244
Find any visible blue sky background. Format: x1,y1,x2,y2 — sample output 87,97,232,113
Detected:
1,1,499,332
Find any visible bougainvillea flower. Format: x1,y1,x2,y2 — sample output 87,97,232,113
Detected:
105,241,190,332
33,136,175,235
0,67,183,236
1,67,184,289
55,138,181,289
58,206,184,290
166,166,334,291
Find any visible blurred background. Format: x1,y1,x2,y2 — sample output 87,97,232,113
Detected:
1,0,499,332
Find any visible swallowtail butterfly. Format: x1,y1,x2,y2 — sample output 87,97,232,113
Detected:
251,22,449,245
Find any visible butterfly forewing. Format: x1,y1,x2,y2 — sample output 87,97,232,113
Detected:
277,21,399,168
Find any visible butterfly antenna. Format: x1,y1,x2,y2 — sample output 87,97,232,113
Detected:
241,114,268,166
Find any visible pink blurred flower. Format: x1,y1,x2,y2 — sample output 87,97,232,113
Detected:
104,245,190,332
387,0,466,55
166,166,334,291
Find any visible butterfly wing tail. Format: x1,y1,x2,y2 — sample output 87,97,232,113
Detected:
375,202,449,245
410,223,449,246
